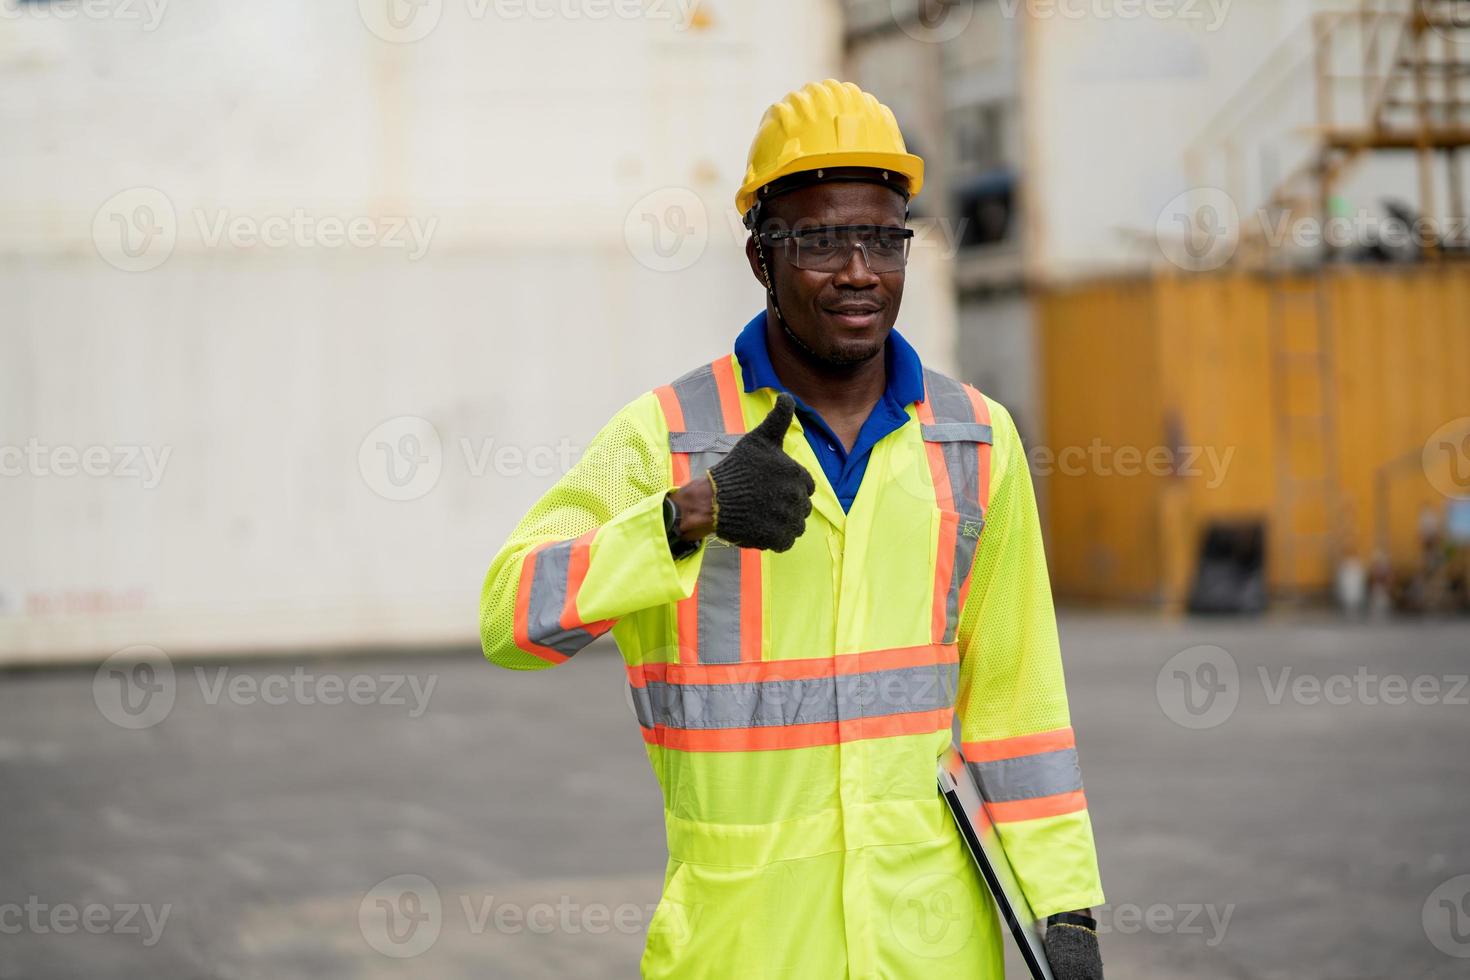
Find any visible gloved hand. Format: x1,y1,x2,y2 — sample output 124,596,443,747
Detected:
1044,916,1104,980
706,392,815,552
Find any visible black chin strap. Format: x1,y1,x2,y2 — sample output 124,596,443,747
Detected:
749,203,826,362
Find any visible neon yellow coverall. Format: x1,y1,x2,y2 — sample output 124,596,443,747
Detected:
481,351,1104,978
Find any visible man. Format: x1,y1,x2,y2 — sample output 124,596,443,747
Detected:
480,79,1104,979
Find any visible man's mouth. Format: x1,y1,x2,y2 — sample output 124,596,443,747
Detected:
823,303,884,327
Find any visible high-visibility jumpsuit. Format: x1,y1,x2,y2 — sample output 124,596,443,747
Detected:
480,351,1105,978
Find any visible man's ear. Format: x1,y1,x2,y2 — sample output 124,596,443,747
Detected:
744,235,768,290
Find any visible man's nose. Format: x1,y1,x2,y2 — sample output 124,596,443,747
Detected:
832,242,881,286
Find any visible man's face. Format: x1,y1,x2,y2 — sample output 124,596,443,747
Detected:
746,181,907,367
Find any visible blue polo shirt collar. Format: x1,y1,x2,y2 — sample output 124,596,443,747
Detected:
732,310,926,511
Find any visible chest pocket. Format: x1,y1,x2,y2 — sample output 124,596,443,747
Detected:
918,390,994,646
668,431,739,478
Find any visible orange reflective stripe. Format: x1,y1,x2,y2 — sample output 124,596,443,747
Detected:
629,644,959,752
966,385,993,512
962,726,1077,763
915,395,955,509
985,790,1088,824
513,544,567,665
561,529,614,636
917,392,957,644
676,584,699,665
627,643,958,687
711,354,745,431
655,384,691,486
739,548,762,662
639,708,954,753
513,535,614,666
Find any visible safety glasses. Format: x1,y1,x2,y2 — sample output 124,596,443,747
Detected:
760,224,915,274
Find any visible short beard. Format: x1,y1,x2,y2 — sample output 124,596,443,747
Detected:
778,313,883,369
819,339,884,367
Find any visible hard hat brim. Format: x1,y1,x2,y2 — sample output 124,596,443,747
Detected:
737,151,925,216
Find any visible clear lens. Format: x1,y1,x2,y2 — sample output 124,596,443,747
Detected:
787,231,911,273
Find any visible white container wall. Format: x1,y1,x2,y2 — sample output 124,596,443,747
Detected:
0,0,958,662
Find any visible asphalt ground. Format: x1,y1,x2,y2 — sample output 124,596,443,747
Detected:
1,612,1467,978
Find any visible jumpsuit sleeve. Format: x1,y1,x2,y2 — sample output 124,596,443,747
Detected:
953,399,1106,919
479,391,705,670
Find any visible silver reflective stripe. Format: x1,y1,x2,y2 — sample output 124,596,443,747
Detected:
669,364,732,480
525,540,599,657
695,543,743,664
923,369,984,520
966,748,1084,804
627,661,959,731
669,431,741,453
920,422,994,444
922,369,992,643
670,363,727,432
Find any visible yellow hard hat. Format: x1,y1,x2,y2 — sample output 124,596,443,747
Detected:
736,79,924,216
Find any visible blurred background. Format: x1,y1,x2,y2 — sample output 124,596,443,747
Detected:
2,0,1468,977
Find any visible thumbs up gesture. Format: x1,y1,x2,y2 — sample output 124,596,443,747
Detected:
705,393,816,552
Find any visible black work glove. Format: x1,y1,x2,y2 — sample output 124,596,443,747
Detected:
706,393,815,552
1044,916,1103,980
